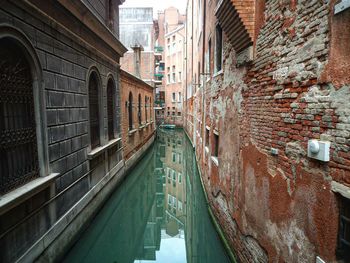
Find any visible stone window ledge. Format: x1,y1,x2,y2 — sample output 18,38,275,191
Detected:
138,124,146,130
211,156,219,166
87,138,122,160
145,122,150,127
128,129,137,136
0,173,60,215
213,69,223,78
331,181,350,199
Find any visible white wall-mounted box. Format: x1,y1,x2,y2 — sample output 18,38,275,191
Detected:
308,139,330,162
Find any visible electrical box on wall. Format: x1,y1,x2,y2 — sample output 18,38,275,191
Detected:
308,139,330,162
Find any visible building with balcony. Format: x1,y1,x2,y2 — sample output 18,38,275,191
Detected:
156,7,186,127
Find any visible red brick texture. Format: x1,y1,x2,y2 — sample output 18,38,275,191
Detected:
120,70,155,160
185,0,350,262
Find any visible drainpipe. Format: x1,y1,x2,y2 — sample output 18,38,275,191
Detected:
131,44,144,78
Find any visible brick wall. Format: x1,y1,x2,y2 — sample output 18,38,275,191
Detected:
120,70,155,160
186,0,350,262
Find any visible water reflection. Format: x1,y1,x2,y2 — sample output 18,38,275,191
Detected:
63,129,230,263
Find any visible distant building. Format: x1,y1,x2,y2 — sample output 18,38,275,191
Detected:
155,7,186,126
119,7,157,87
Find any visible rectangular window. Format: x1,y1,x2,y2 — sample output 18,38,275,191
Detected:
208,38,212,76
337,196,350,261
178,71,182,82
215,24,223,72
178,92,182,102
172,43,176,52
178,200,183,211
177,112,181,116
205,127,210,147
167,111,170,116
172,111,175,115
172,170,176,181
167,44,170,53
167,74,170,84
213,132,219,157
172,35,176,41
178,173,182,183
172,92,176,102
172,73,176,83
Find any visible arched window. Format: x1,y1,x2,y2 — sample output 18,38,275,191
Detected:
0,38,39,193
107,78,115,140
128,92,133,130
88,72,100,149
138,94,142,125
145,96,148,123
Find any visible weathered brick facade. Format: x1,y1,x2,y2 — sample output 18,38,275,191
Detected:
120,70,155,160
185,0,350,262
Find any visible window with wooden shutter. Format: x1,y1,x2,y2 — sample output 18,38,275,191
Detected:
128,92,133,130
89,72,100,149
0,39,39,194
145,96,148,123
138,94,141,125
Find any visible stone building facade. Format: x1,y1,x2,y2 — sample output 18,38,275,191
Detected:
184,0,350,262
0,1,155,262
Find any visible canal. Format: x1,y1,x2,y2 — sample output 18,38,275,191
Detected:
63,129,231,263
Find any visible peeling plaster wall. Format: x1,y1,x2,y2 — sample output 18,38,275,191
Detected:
185,0,350,262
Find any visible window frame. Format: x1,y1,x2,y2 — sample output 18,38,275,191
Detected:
128,91,133,130
107,76,116,140
88,70,103,150
215,23,223,74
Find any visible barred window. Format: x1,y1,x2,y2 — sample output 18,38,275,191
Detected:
89,72,100,149
107,78,114,140
337,196,350,262
128,92,133,130
0,38,39,193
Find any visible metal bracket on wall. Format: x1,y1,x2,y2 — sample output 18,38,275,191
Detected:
335,0,350,14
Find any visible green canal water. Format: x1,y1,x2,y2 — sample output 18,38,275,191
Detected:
63,129,231,263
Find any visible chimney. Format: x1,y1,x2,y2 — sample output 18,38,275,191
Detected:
131,44,144,78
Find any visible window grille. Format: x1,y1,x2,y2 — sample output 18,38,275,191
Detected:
338,196,350,262
107,79,114,140
89,73,100,149
0,39,39,193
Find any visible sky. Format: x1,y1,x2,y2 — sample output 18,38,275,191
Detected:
121,0,187,18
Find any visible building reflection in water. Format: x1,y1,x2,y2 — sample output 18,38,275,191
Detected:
63,130,230,263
